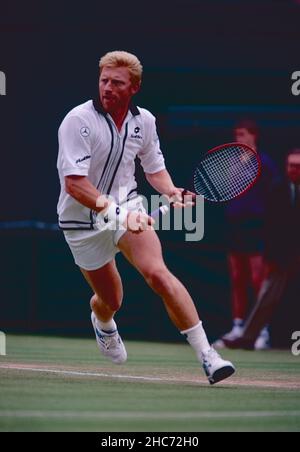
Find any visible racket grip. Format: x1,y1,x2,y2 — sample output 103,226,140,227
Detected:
150,205,169,219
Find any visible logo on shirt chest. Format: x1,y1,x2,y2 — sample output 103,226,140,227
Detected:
131,126,142,140
80,126,90,137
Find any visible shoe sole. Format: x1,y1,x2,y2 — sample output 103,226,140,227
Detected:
209,366,235,385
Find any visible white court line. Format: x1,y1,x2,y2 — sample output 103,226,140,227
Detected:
0,364,181,382
0,410,300,419
0,364,299,390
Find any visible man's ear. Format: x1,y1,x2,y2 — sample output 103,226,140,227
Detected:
131,81,141,96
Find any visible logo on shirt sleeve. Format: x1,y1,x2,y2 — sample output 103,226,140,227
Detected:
76,155,91,164
80,126,90,137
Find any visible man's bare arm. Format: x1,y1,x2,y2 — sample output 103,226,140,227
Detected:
145,169,178,196
65,175,107,212
146,169,194,207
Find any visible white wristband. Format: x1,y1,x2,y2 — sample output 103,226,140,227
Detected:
96,202,128,230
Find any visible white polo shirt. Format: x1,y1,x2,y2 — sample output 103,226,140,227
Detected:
57,98,166,230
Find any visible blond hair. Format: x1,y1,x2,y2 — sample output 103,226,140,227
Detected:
99,51,143,85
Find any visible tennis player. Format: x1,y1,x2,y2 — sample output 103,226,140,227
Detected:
57,51,235,385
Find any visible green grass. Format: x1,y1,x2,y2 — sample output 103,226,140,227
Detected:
0,334,300,432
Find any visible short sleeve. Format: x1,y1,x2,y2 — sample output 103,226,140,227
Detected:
58,115,93,177
138,114,166,174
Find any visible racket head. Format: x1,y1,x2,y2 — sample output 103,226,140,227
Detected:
193,142,261,202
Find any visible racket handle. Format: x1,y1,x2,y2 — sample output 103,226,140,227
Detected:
150,205,169,219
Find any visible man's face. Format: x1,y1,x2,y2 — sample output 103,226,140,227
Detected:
99,66,139,113
287,154,300,184
234,128,256,149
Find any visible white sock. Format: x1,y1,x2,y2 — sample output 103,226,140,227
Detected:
97,317,117,334
181,321,211,361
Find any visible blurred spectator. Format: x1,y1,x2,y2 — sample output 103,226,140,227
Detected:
215,119,280,350
223,148,300,349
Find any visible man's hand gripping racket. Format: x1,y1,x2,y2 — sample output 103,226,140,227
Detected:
151,142,261,219
150,189,195,219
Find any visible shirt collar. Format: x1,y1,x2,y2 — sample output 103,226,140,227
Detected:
92,96,140,117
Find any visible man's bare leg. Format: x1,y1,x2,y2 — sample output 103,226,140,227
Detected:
118,229,199,331
118,229,235,384
81,260,127,364
80,259,123,324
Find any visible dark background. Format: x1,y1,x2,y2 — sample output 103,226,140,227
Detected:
1,0,300,345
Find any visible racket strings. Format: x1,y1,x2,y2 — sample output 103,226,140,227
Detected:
203,153,258,199
203,152,256,196
202,149,258,199
194,145,260,202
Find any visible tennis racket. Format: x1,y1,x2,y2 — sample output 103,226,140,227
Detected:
151,142,261,218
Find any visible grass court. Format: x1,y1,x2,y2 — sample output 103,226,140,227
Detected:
0,334,299,432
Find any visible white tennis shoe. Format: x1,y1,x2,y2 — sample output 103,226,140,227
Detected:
91,312,127,364
202,348,235,385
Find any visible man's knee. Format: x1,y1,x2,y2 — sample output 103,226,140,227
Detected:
109,299,122,311
144,267,175,297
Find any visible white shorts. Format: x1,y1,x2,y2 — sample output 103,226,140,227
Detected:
63,197,146,271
